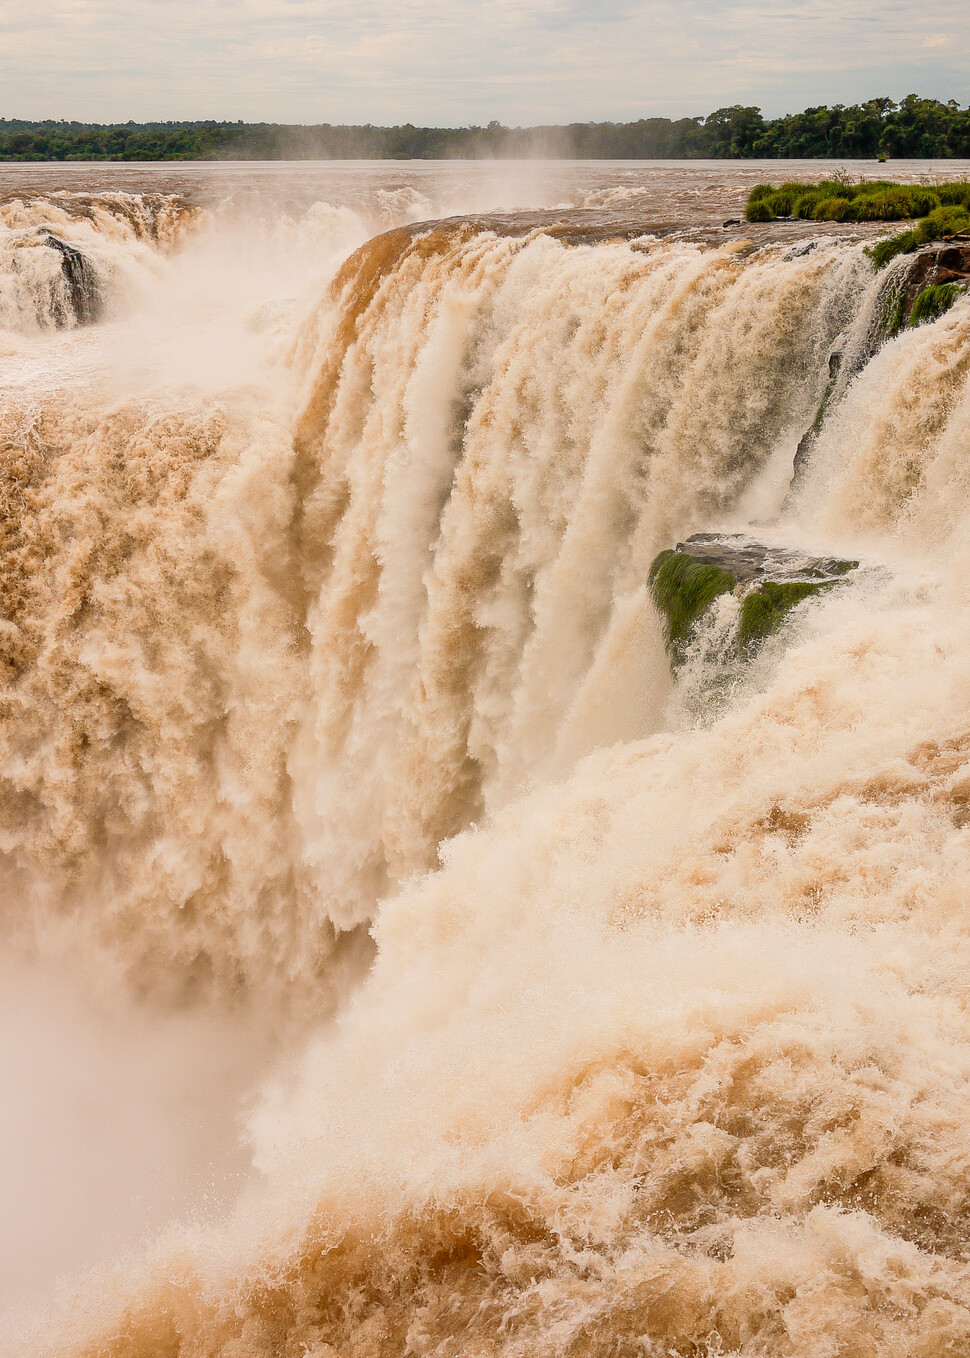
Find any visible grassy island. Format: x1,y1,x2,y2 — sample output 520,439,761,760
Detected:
745,178,970,273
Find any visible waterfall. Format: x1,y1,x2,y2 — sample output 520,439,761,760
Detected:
5,188,970,1356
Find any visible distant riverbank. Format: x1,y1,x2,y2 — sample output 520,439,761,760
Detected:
2,95,969,162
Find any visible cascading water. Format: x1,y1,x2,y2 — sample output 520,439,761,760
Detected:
4,168,970,1357
0,193,196,334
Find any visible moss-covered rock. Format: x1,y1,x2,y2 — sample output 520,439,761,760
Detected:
650,534,858,670
875,243,970,336
647,549,736,664
737,580,836,652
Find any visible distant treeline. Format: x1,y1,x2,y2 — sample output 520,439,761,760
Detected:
2,96,970,161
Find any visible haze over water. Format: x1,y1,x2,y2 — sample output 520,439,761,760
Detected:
4,158,970,1356
3,155,967,218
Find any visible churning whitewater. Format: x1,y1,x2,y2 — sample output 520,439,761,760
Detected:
4,167,970,1356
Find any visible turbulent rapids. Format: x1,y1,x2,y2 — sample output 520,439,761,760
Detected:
4,167,970,1357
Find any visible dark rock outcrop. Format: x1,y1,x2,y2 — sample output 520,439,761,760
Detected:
892,240,970,323
865,239,970,342
791,348,844,484
649,533,858,668
39,230,102,326
790,241,970,490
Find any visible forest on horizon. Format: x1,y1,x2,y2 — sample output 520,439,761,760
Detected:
1,96,969,161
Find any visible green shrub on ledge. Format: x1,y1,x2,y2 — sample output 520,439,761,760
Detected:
909,282,964,327
868,229,922,269
868,204,970,269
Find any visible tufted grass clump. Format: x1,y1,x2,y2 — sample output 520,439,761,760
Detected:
648,550,736,662
909,282,963,327
744,181,813,221
849,187,941,220
813,197,852,221
745,199,774,222
937,183,970,209
869,229,920,269
916,205,970,241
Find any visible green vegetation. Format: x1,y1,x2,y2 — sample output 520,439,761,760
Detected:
744,179,970,225
868,204,970,269
2,95,970,161
648,550,736,663
744,178,970,274
909,282,964,326
869,229,922,270
874,271,966,346
737,580,839,653
650,549,859,668
878,286,909,340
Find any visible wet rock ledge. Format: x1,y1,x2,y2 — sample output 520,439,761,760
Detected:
39,229,102,325
887,240,970,332
649,533,858,667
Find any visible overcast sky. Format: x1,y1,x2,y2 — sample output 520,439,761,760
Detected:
1,0,967,124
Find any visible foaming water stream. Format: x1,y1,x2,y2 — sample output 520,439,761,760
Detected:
3,168,970,1354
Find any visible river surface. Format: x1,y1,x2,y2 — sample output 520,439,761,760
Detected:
4,155,969,218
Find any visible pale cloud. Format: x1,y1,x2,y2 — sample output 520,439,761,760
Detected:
0,0,966,123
